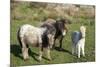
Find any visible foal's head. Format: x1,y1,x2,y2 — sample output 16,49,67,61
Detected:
80,26,86,38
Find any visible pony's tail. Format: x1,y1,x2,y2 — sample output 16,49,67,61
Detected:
17,28,22,48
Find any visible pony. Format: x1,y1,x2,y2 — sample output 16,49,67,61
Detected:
17,24,56,61
42,18,71,50
71,26,86,58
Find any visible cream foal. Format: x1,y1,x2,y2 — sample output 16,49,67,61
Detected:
72,26,86,58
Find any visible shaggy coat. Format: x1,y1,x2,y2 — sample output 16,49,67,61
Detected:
17,24,56,61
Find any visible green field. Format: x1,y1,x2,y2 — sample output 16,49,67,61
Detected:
10,2,95,66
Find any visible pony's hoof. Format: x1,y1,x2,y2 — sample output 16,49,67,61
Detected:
51,48,54,50
51,46,55,50
83,54,85,57
78,56,80,58
24,58,29,61
38,58,42,62
48,58,52,61
37,59,41,62
72,52,74,55
82,55,85,58
38,60,41,62
59,48,63,51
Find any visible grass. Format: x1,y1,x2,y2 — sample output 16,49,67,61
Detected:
10,2,95,66
10,20,95,66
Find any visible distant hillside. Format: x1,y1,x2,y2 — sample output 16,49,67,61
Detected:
11,1,95,24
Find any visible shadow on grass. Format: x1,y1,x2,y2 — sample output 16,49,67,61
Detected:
28,48,39,62
10,44,23,60
29,48,52,62
11,44,51,62
10,44,39,62
54,47,72,55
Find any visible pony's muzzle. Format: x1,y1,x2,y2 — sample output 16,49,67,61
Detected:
62,30,66,36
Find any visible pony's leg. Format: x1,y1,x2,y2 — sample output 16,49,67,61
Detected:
47,47,51,60
25,47,29,59
21,38,29,60
59,36,64,50
38,44,43,61
22,47,29,60
82,44,85,57
53,38,56,49
38,50,42,61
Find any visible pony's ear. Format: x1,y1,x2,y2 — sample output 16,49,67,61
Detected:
63,19,71,24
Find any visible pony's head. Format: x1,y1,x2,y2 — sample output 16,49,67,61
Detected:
80,26,86,38
56,18,70,36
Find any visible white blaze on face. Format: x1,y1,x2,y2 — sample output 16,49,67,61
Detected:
62,30,66,36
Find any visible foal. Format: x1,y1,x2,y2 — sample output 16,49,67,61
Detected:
71,26,86,58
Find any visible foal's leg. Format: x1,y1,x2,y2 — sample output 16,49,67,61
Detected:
78,44,81,58
75,44,78,55
81,43,85,57
47,47,51,60
72,43,75,54
72,43,77,54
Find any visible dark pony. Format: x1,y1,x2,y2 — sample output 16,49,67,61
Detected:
42,18,71,50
